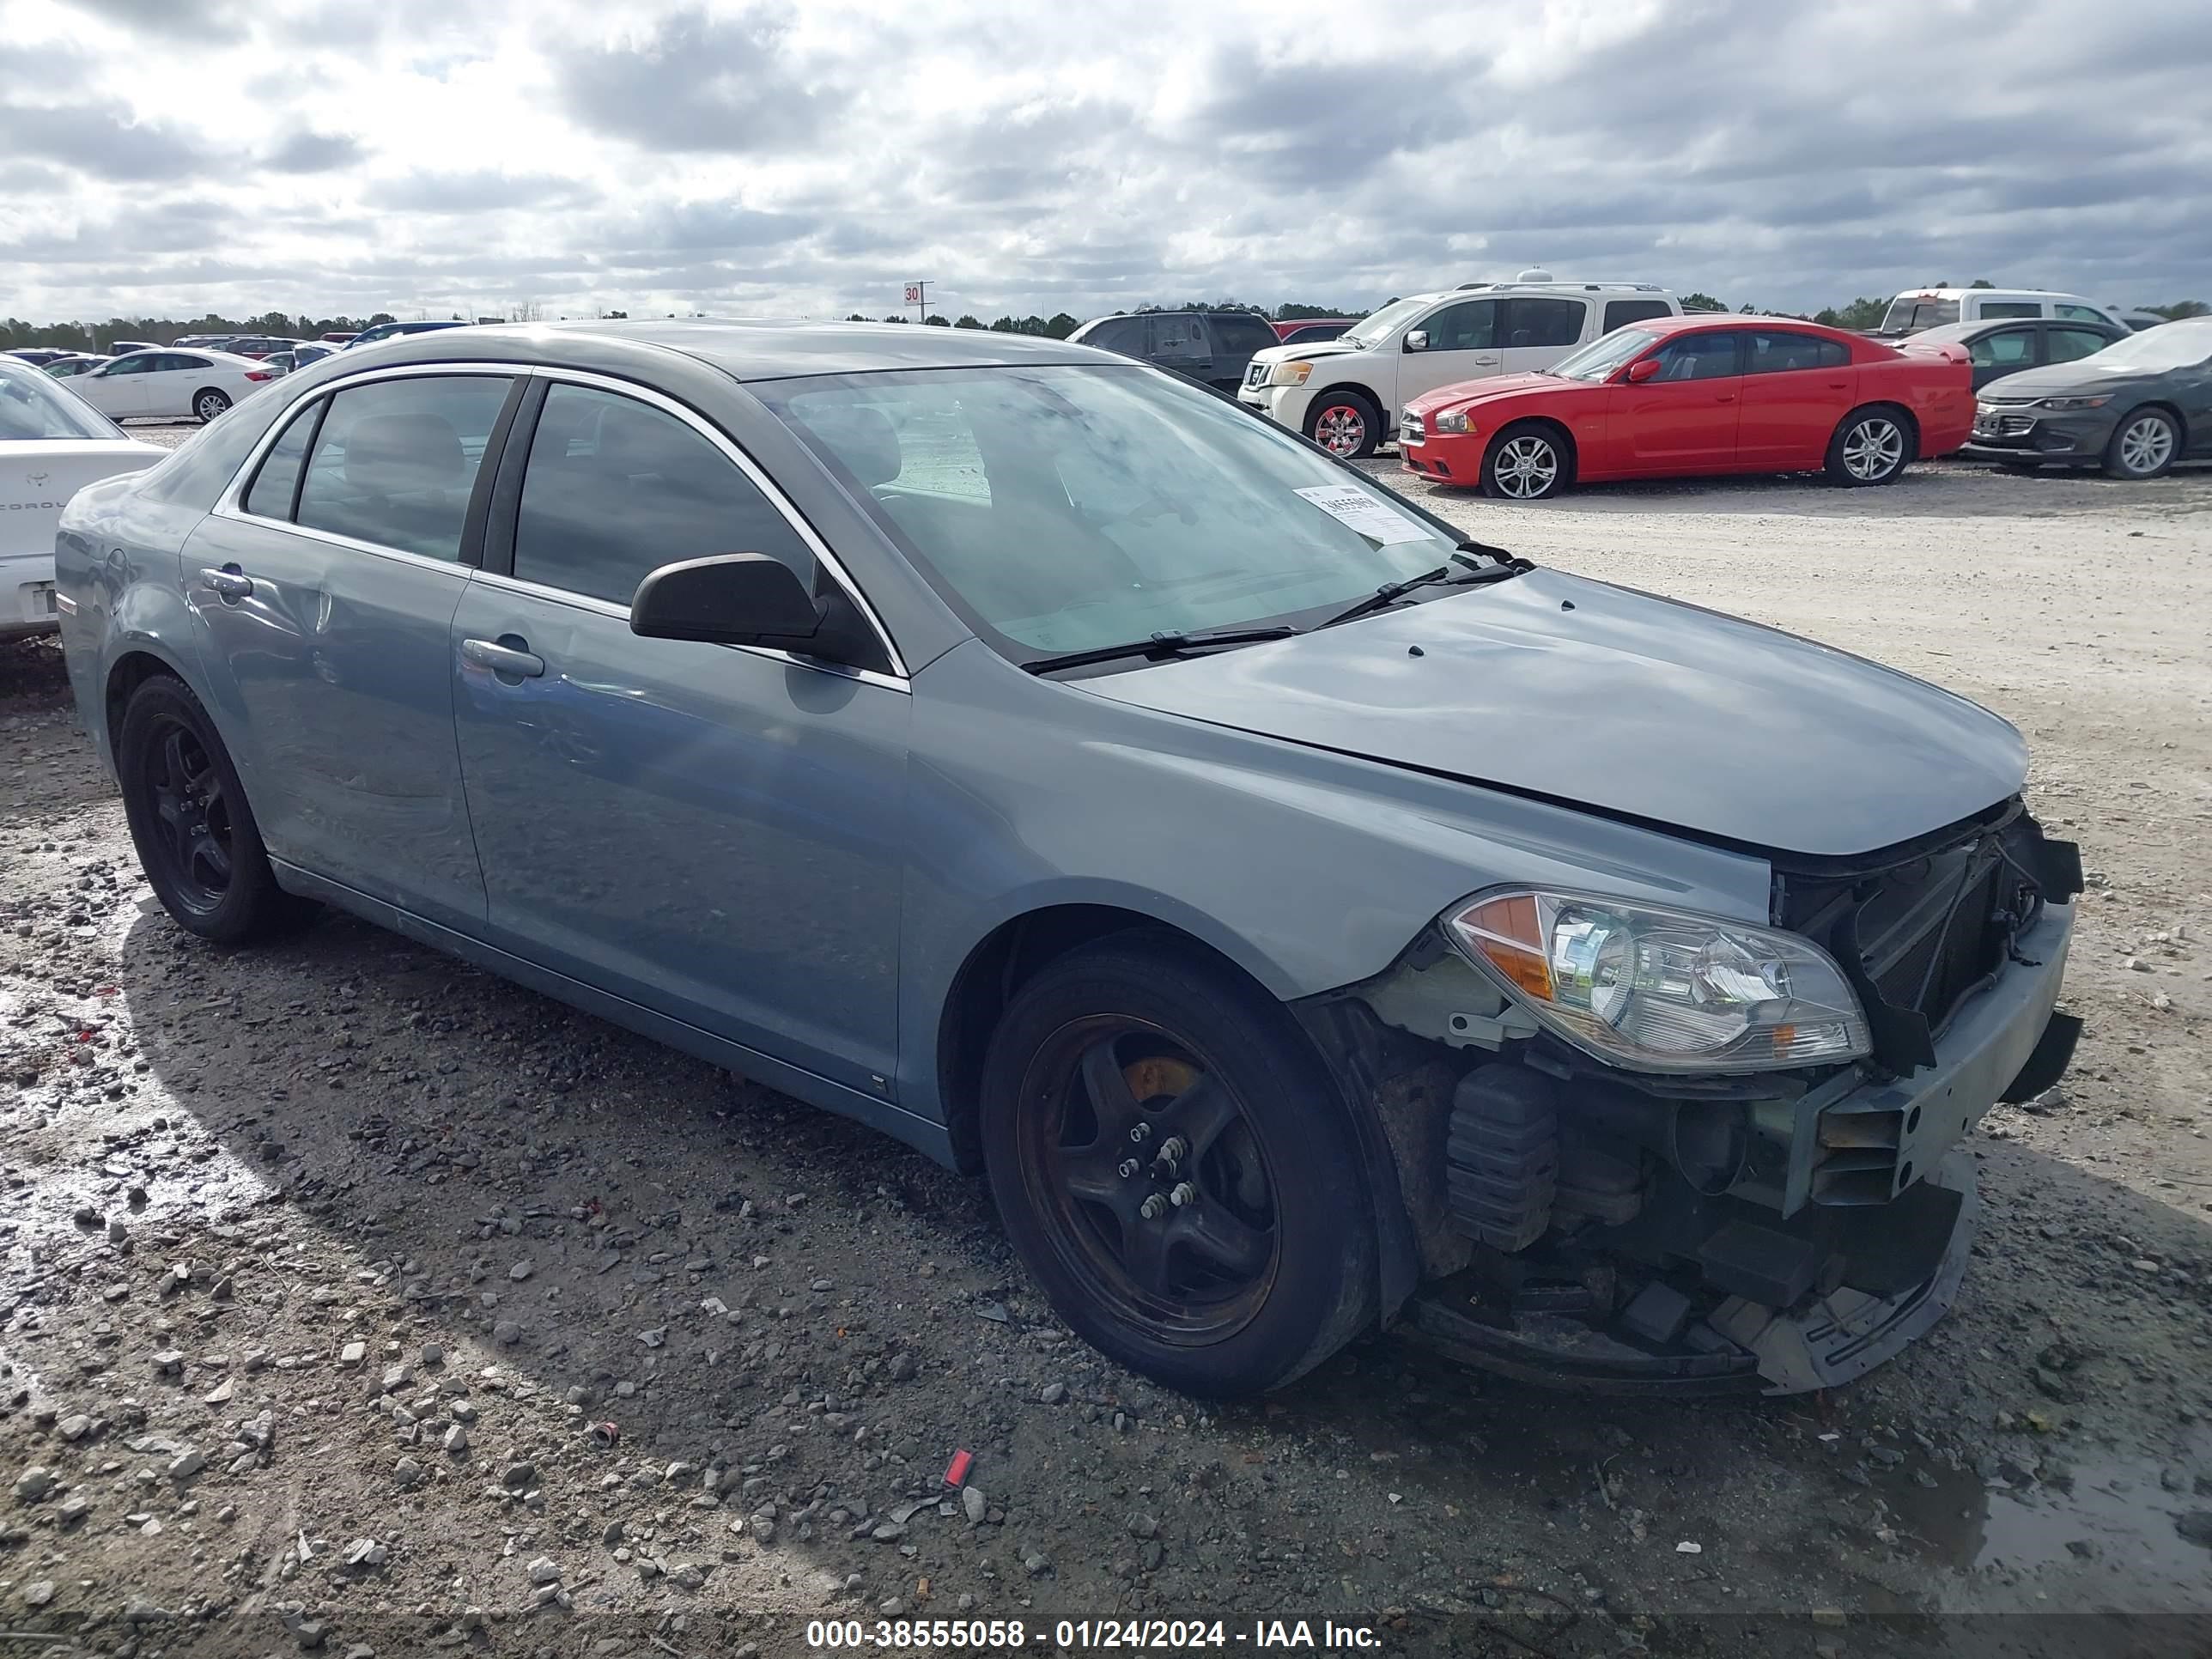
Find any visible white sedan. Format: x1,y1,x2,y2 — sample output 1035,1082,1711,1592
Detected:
73,347,280,425
1,358,166,640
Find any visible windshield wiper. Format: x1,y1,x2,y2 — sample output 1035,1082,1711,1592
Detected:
1318,546,1530,629
1021,625,1299,676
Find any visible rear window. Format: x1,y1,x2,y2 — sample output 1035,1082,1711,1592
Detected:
1603,298,1675,331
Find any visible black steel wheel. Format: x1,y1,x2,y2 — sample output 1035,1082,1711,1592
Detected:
981,933,1376,1395
117,675,315,944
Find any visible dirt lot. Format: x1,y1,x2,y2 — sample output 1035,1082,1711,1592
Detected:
3,446,2209,1658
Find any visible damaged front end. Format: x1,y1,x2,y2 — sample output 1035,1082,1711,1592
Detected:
1300,799,2082,1395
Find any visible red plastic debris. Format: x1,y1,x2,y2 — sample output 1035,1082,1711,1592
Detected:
590,1421,620,1449
943,1449,973,1489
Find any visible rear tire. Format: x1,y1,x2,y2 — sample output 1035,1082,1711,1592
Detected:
116,675,315,945
1304,391,1381,459
1481,422,1571,500
1826,405,1911,485
2102,408,2179,479
979,933,1376,1396
193,389,232,422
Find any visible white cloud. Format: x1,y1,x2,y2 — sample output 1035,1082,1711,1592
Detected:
3,0,2209,325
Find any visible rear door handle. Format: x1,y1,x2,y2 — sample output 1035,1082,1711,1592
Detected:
198,564,253,602
461,636,545,678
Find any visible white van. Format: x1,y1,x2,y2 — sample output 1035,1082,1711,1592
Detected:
1877,289,2129,337
1238,271,1681,457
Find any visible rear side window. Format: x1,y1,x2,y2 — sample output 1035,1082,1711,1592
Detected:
1604,299,1675,331
294,374,514,561
511,383,814,606
1978,301,2039,319
1504,298,1587,349
1146,316,1205,361
241,400,320,518
1743,331,1849,374
1206,313,1279,356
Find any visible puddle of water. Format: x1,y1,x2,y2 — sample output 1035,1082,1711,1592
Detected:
1884,1446,2212,1601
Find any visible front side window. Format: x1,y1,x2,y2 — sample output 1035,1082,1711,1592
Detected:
763,365,1464,660
1968,329,2035,370
1650,331,1742,380
1743,331,1849,374
1080,318,1143,355
293,374,513,561
1420,300,1496,352
0,362,124,441
100,354,156,376
1548,328,1658,381
1504,298,1587,349
511,384,813,606
1207,313,1279,356
2046,326,2113,364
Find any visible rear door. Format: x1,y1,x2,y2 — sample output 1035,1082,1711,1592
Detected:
1398,298,1499,404
1737,329,1855,465
1965,325,2039,391
1614,330,1744,471
182,367,520,926
141,354,205,419
1498,297,1591,375
449,375,910,1096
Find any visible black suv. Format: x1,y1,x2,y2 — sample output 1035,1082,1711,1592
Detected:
1068,310,1283,392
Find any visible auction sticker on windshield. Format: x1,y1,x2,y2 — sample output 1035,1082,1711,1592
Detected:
1292,484,1431,544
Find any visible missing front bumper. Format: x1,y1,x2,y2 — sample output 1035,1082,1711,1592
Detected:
1401,1152,1979,1396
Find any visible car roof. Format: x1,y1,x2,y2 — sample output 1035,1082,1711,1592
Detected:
1632,313,1858,341
358,318,1109,382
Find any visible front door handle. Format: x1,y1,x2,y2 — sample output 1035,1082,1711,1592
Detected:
198,564,253,602
461,636,545,678
1716,392,1737,403
1471,355,1500,366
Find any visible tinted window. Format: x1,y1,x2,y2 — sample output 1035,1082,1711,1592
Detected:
1978,301,2040,319
1744,330,1849,373
1207,313,1279,356
1504,298,1587,349
2046,326,2112,364
1604,299,1675,331
1421,300,1496,351
2053,305,2107,324
1081,318,1143,355
512,384,813,606
1650,331,1741,380
295,375,513,561
1146,315,1205,362
1967,329,2035,370
155,355,208,372
242,400,319,518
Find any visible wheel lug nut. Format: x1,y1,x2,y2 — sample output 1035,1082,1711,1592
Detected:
1127,1121,1152,1144
1117,1158,1139,1179
1139,1194,1167,1220
1169,1182,1198,1207
1157,1136,1188,1165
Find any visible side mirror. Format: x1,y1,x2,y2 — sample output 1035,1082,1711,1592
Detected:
1403,330,1430,353
630,553,823,649
1623,356,1662,384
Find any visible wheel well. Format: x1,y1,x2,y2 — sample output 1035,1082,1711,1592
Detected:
192,386,231,412
1305,383,1384,428
1845,400,1919,458
104,651,178,762
936,904,1261,1173
2119,401,2188,446
1488,416,1578,477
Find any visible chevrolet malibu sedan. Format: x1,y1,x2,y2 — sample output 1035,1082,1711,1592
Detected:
1401,316,1972,500
1,356,165,641
74,347,280,424
59,321,2079,1398
1965,316,2212,478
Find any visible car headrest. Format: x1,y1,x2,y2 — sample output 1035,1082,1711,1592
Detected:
345,413,465,494
796,404,903,489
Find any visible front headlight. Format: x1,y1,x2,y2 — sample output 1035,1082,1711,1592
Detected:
1444,889,1870,1073
1431,408,1474,434
1267,361,1314,387
2035,395,2110,411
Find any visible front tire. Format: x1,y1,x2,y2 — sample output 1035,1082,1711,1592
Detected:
979,933,1376,1396
2103,408,2179,479
1481,422,1571,500
116,676,314,945
193,389,232,422
1304,391,1381,459
1826,406,1911,485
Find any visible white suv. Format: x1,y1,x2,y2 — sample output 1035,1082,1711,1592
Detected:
1238,273,1681,457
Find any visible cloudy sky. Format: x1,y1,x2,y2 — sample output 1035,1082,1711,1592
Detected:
3,0,2208,326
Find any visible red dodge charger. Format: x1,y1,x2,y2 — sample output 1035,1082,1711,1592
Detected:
1399,315,1972,500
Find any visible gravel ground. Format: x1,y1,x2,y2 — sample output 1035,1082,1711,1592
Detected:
3,440,2209,1657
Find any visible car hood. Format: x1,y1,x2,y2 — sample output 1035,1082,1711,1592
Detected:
1076,568,2026,859
1407,373,1571,413
1978,361,2154,399
1249,338,1369,366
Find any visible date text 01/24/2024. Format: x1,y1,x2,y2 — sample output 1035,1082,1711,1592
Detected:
805,1619,1382,1650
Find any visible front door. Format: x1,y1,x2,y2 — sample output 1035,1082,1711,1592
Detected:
1736,328,1854,466
1396,297,1501,408
1615,331,1744,471
450,378,909,1096
182,369,520,927
1966,324,2039,391
82,356,152,419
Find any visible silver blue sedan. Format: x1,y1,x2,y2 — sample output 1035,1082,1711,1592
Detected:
58,320,2080,1397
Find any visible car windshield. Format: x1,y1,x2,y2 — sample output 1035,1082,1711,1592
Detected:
1547,328,1660,381
762,364,1468,660
0,361,123,441
1340,297,1430,349
2082,319,2212,372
